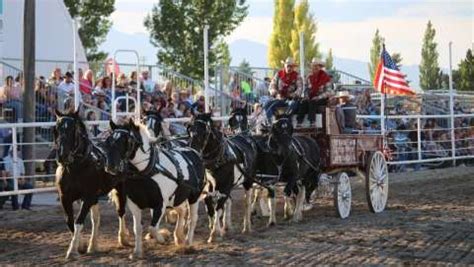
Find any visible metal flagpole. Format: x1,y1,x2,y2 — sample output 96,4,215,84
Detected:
72,17,80,111
448,41,456,166
204,25,210,113
299,31,305,91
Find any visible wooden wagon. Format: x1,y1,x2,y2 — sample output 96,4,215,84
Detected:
294,107,389,219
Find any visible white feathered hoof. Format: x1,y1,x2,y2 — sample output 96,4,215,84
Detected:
87,242,98,254
129,251,143,260
65,250,80,260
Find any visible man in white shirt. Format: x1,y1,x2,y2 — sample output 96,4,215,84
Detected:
57,72,76,111
141,70,158,94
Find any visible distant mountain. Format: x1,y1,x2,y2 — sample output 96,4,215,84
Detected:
229,39,423,89
101,33,422,89
99,29,157,65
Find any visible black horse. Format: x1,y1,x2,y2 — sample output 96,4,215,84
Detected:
228,106,250,134
54,109,129,259
103,119,205,259
229,109,321,222
188,112,258,242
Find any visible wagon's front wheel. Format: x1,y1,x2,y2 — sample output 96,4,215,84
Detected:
333,172,351,219
366,151,389,213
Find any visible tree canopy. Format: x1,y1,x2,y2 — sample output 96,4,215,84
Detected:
419,21,441,90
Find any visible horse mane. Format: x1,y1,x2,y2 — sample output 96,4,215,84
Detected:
194,112,213,124
130,119,158,143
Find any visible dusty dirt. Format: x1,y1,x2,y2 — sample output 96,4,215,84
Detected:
0,166,473,265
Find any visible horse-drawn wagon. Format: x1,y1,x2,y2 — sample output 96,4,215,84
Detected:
292,107,389,219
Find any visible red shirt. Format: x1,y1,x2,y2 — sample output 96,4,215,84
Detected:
277,69,298,98
79,79,93,95
308,70,331,98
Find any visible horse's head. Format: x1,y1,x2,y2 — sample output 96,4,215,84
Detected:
54,109,87,165
103,118,146,175
270,114,294,154
229,106,249,133
142,109,164,139
188,112,214,152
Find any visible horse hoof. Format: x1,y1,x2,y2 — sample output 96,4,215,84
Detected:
65,251,79,260
86,245,97,254
119,237,132,247
129,252,143,260
267,221,276,227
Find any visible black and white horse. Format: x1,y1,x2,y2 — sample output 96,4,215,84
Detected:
228,106,249,134
103,119,205,259
54,109,128,259
188,113,258,242
142,109,188,148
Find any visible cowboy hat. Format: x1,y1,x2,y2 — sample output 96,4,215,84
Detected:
281,57,296,66
310,58,325,66
335,91,352,99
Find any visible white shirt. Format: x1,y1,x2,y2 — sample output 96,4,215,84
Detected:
3,154,25,177
58,81,75,95
142,79,156,93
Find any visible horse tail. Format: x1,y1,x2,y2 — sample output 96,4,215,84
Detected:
108,189,121,209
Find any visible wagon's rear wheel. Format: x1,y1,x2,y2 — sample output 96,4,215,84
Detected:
366,151,389,213
333,172,351,219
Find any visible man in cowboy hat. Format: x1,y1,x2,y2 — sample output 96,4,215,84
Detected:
335,91,357,134
264,57,302,121
297,58,332,126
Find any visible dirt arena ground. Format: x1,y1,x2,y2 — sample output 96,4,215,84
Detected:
0,166,473,265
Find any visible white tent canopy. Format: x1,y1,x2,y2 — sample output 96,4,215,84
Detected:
0,0,88,79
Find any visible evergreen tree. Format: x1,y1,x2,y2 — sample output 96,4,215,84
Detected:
145,0,248,80
268,0,295,68
325,48,340,83
419,21,441,90
368,29,384,82
326,48,334,70
457,49,474,91
238,59,253,76
289,0,320,67
64,0,115,62
391,53,403,69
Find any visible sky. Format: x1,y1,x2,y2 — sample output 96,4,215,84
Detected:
108,0,473,68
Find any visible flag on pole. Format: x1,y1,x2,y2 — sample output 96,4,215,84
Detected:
374,46,415,95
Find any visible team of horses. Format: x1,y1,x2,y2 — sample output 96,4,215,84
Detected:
54,107,321,260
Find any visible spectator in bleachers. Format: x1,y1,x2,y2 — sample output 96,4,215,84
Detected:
163,81,173,99
129,71,138,89
80,69,94,95
0,75,14,103
57,72,75,111
48,68,63,87
179,90,192,109
255,77,271,101
192,95,206,113
100,76,113,102
2,74,24,121
86,110,100,136
35,78,51,122
141,70,158,94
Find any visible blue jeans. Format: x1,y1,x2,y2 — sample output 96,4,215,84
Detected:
264,99,298,120
6,180,33,210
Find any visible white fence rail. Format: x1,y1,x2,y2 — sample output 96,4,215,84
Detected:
0,112,473,198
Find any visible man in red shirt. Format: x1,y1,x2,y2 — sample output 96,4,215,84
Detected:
264,57,302,121
297,58,332,126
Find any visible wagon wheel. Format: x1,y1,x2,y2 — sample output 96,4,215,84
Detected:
366,151,389,213
333,172,351,219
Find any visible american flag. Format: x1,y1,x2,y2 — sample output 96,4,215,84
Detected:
374,47,415,95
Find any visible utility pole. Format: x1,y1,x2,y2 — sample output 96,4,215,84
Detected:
23,0,36,177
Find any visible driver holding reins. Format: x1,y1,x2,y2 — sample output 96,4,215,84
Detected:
264,57,302,122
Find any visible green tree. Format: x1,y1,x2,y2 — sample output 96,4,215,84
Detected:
391,52,403,69
325,48,340,83
419,20,441,90
268,0,295,68
289,0,320,66
368,29,384,82
326,48,334,70
212,38,232,68
237,59,252,76
457,49,474,91
64,0,115,62
145,0,247,80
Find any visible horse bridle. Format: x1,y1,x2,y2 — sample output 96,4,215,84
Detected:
143,114,162,137
55,116,90,163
